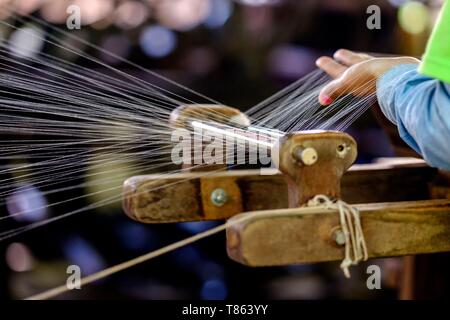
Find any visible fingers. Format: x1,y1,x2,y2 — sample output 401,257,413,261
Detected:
318,79,349,106
316,49,372,78
315,55,348,105
333,49,372,66
315,56,347,79
316,49,375,105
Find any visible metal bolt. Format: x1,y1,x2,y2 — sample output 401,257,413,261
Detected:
293,146,318,166
333,229,346,246
211,188,228,207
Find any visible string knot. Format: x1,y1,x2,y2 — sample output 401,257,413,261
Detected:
307,194,368,278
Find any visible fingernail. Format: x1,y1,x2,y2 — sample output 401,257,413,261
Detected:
320,95,332,105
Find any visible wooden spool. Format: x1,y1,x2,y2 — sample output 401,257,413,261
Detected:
169,104,250,172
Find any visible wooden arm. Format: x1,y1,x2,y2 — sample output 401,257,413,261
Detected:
226,199,450,266
123,162,436,223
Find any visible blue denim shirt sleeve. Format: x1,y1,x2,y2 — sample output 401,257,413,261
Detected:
376,63,450,170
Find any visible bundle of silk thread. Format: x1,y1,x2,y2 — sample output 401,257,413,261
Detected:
0,4,378,299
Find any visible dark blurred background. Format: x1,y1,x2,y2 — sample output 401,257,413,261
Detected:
0,0,443,299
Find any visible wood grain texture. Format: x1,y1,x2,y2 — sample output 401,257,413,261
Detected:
123,171,289,223
123,176,202,223
274,131,357,206
226,200,450,266
123,162,437,223
200,176,243,220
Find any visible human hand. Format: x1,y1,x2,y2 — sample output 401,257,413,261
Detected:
315,49,420,105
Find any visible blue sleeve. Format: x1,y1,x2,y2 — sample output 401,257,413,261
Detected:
376,63,450,171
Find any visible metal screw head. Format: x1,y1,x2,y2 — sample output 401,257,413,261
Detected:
333,229,346,246
211,188,228,207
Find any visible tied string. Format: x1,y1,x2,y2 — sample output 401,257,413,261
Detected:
307,195,368,278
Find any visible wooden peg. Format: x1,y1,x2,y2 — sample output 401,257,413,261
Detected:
273,130,357,207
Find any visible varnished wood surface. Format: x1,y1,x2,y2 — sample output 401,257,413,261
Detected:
123,161,437,223
226,199,450,266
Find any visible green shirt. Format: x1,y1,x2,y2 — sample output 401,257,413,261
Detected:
419,0,450,83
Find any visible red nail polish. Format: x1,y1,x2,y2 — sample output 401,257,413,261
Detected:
320,95,332,105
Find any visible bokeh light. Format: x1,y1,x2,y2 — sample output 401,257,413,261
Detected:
398,1,430,34
5,242,35,272
155,0,211,31
201,279,227,300
204,0,233,29
85,152,138,212
6,185,48,222
63,236,106,275
8,25,45,59
40,0,71,24
235,0,280,6
114,1,149,30
73,0,114,26
388,0,409,7
139,25,177,58
15,0,44,15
